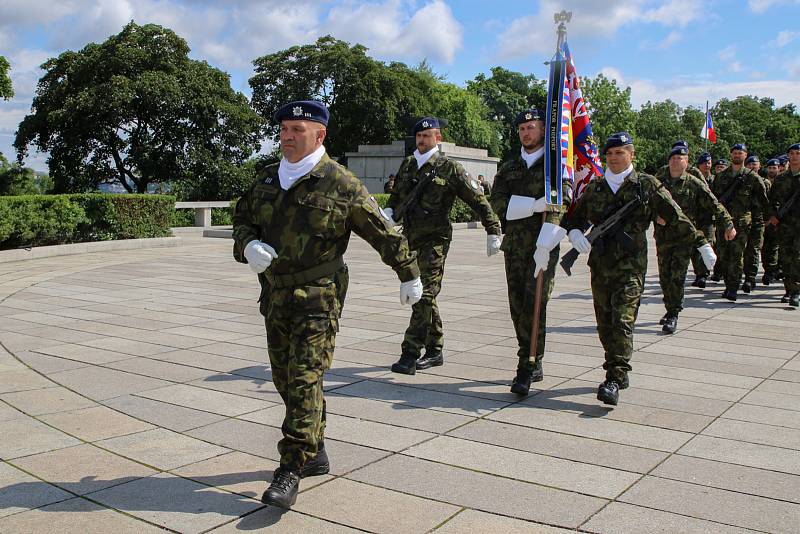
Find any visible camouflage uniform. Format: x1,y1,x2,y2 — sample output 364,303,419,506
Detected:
565,171,704,382
387,151,500,358
490,155,570,374
233,154,419,470
743,174,770,286
655,172,733,315
761,177,780,279
711,167,769,293
768,169,800,298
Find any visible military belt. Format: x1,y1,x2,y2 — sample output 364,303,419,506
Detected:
266,256,345,289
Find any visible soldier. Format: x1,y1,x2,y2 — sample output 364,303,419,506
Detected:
233,100,422,508
564,132,712,405
715,158,730,176
742,155,767,292
779,154,790,174
489,109,571,395
697,152,713,184
762,158,782,284
690,151,717,285
385,117,501,374
655,145,735,334
711,144,768,301
654,140,705,182
767,143,800,307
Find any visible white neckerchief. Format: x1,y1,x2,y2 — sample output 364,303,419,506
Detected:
278,145,326,190
521,146,545,169
604,164,633,194
414,146,439,169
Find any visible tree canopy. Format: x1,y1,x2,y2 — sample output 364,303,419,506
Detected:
0,56,13,100
14,22,263,196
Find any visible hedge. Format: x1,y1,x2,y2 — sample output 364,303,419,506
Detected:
0,193,175,250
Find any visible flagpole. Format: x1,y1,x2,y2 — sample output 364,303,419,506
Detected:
705,100,709,152
529,10,571,366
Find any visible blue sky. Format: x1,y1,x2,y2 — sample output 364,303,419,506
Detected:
2,0,799,170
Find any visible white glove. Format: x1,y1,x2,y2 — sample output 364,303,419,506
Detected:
487,234,502,256
506,195,547,220
568,229,591,254
400,277,423,305
243,240,278,274
533,223,567,276
382,207,398,226
698,243,717,270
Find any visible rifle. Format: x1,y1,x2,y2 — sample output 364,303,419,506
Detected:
773,182,800,223
392,159,442,225
716,171,745,205
560,194,643,276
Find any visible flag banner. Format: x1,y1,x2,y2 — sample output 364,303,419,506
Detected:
563,42,603,204
544,50,570,207
701,109,717,144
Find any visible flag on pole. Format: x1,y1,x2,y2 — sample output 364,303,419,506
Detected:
701,109,717,144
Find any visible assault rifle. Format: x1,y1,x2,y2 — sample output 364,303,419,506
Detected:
716,171,746,205
772,183,800,224
560,195,643,276
392,160,442,225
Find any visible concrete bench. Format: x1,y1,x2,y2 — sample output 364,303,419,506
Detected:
175,201,232,227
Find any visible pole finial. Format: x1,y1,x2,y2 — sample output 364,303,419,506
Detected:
554,10,572,24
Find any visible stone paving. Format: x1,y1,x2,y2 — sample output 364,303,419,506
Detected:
1,229,799,533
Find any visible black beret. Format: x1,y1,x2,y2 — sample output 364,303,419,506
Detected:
717,158,730,166
788,143,800,152
670,146,689,158
745,155,760,164
766,158,780,166
779,154,790,164
273,100,329,126
731,143,747,152
602,131,633,155
414,116,443,134
672,140,689,150
513,108,545,127
696,152,712,164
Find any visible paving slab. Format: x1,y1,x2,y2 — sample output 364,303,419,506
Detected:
0,462,74,519
38,405,155,442
96,428,231,470
208,506,362,533
135,383,272,417
583,501,758,534
1,417,82,459
0,386,97,416
678,434,800,475
103,394,228,432
436,509,576,533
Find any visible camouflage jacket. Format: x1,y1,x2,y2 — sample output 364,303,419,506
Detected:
233,153,419,315
655,171,733,245
564,170,704,274
655,164,705,183
490,155,570,255
710,166,768,226
768,169,800,235
386,151,500,245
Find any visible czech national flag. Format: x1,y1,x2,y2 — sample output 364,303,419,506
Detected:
701,110,717,144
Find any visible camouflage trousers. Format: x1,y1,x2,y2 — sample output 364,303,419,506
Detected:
590,269,644,382
504,243,559,373
263,270,348,470
718,220,751,292
762,224,780,276
401,237,451,357
691,224,714,278
657,244,693,315
743,216,765,284
779,228,800,294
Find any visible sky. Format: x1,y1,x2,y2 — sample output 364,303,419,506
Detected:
2,0,799,171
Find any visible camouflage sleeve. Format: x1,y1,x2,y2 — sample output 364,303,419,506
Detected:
696,178,733,231
768,175,788,220
232,183,260,263
648,178,706,247
562,187,590,232
489,163,511,229
654,165,668,182
449,161,501,235
349,183,420,282
752,173,769,213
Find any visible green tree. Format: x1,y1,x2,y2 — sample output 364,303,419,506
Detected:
0,56,12,100
581,74,636,155
14,22,263,194
426,80,501,156
467,67,546,161
0,152,41,195
712,96,800,161
634,100,696,172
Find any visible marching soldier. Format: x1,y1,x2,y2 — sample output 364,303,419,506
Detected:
697,152,714,183
233,100,422,507
742,155,767,292
711,144,768,301
490,109,571,395
655,145,735,334
564,132,712,405
767,143,800,307
385,117,501,374
691,152,717,286
715,158,730,177
762,158,782,284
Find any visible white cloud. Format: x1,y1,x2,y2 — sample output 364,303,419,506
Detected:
748,0,800,13
770,30,799,47
657,30,682,49
640,0,704,27
717,45,736,61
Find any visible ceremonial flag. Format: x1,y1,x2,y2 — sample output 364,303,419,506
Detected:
545,42,603,210
701,105,717,144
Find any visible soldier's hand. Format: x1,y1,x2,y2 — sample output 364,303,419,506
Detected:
487,234,502,256
697,243,717,270
656,216,666,226
533,246,550,277
568,229,591,254
243,240,278,274
768,216,780,227
400,277,423,305
724,227,737,241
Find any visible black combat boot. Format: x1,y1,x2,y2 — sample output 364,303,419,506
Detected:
262,467,300,508
597,380,620,406
790,293,800,308
696,276,707,288
510,368,533,396
659,313,669,325
416,349,443,370
781,293,790,304
741,281,752,293
722,289,737,301
391,353,418,375
691,277,699,287
762,272,773,285
662,315,678,334
710,272,722,282
300,442,329,478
